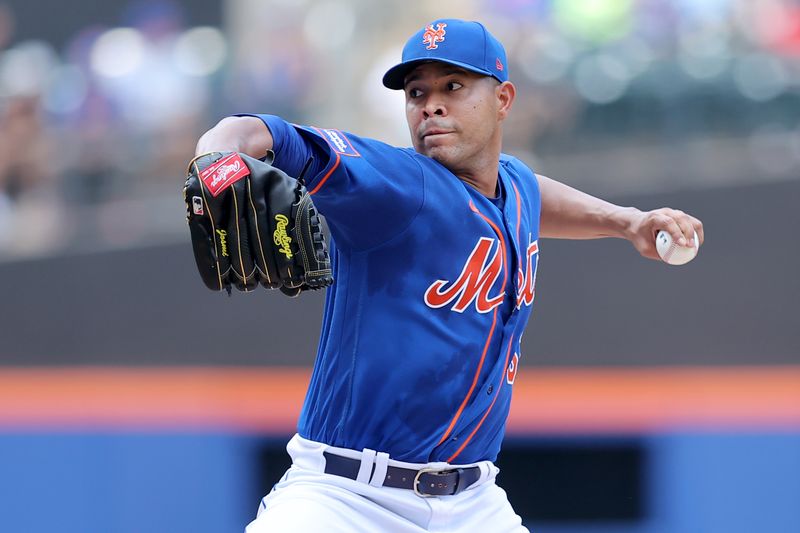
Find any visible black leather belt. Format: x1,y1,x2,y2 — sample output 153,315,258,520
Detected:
323,451,482,497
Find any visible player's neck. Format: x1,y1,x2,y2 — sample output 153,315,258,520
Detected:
456,169,498,198
439,130,503,197
454,149,501,198
458,131,505,198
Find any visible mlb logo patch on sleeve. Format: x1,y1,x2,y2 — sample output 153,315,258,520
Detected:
200,153,250,197
316,128,361,157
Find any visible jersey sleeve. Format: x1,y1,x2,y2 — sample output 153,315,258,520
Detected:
500,154,537,181
235,113,332,179
239,114,425,251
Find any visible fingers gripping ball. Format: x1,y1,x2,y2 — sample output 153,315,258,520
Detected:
656,230,699,266
183,152,334,295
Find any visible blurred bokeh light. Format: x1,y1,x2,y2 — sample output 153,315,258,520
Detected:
0,0,798,259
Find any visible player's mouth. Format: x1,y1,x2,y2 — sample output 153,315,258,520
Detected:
421,128,455,140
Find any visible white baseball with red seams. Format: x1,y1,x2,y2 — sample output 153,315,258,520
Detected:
656,230,699,265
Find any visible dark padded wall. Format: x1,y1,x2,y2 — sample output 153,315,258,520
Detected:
1,180,798,366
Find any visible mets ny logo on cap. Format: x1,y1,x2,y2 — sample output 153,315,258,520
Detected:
423,23,447,50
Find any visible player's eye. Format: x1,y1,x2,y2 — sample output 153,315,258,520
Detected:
447,81,463,91
407,87,423,98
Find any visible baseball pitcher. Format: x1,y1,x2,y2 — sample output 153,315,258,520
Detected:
185,19,704,533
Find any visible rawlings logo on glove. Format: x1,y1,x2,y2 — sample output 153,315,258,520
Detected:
273,214,293,259
200,153,250,196
183,152,333,296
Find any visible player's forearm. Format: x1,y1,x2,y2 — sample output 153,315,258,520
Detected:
195,116,274,159
537,174,639,240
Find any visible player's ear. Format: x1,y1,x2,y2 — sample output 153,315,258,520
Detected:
496,81,516,120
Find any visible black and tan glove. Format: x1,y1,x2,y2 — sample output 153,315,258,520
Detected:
183,151,333,296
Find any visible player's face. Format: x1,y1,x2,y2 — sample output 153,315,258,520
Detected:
403,63,513,173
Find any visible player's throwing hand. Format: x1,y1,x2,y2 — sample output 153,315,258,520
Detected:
625,207,704,261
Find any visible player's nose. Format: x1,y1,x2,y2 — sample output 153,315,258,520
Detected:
422,98,446,119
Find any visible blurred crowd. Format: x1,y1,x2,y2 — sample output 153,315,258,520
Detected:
0,0,799,258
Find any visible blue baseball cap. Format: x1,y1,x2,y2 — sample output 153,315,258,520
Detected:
383,19,509,90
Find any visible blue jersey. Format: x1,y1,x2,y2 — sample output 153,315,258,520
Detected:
251,114,541,464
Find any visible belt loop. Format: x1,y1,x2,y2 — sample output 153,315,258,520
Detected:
369,452,390,487
356,448,377,484
453,468,470,494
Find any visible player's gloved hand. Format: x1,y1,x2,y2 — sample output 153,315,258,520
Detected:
183,151,333,296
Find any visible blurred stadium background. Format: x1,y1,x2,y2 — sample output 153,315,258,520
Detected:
0,0,798,531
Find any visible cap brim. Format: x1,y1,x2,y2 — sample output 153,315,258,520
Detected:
382,58,494,90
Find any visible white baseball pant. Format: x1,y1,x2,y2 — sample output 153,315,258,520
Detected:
245,434,529,533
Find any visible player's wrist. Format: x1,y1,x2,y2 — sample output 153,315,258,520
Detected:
609,206,643,240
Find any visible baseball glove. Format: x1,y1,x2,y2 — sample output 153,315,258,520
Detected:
183,151,333,296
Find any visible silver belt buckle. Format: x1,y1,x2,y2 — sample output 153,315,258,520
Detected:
413,467,446,497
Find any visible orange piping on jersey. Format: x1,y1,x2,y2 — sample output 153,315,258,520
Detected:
511,181,522,276
511,181,521,243
436,308,498,446
436,201,508,447
308,152,341,195
447,337,514,463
